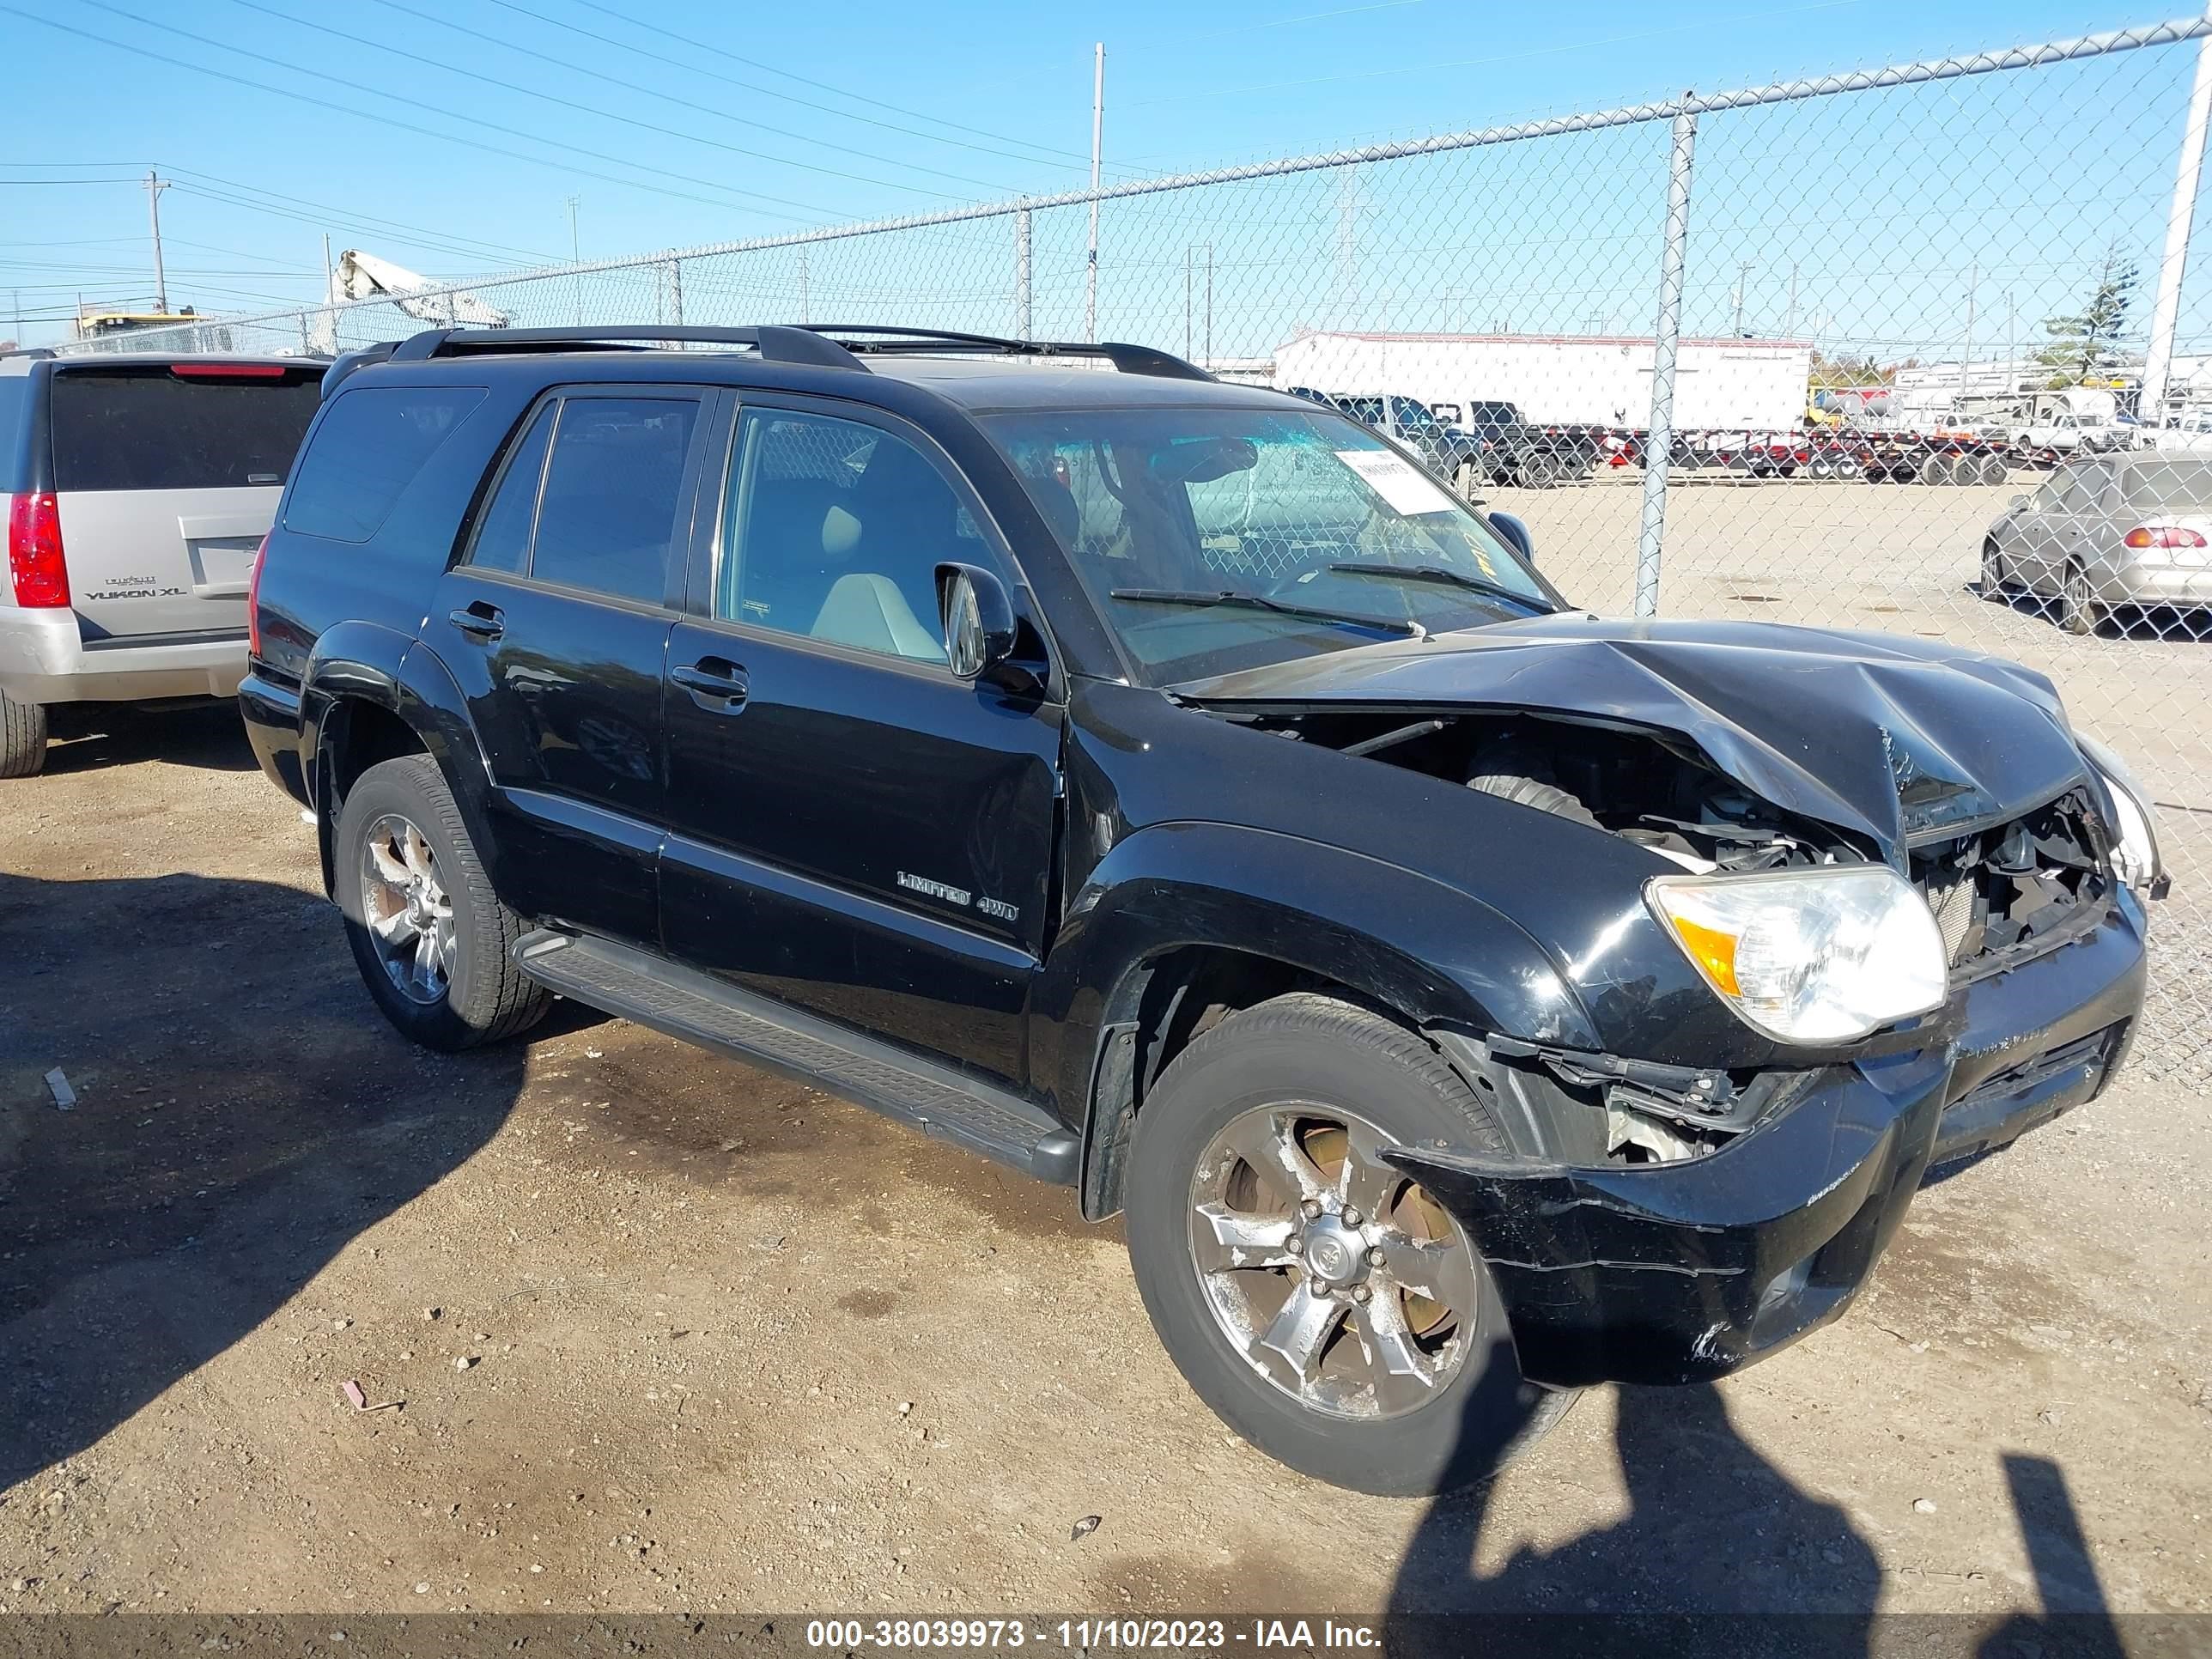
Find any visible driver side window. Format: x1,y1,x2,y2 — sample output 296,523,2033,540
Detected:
718,408,990,665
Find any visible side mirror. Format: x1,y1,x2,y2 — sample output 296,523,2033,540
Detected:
1487,510,1535,565
2008,494,2028,513
937,562,1018,681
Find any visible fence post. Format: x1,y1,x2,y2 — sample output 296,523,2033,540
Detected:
2142,2,2212,426
667,258,684,326
1636,103,1698,619
1015,206,1033,339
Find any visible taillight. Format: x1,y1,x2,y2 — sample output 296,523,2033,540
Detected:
2124,526,2209,549
246,532,270,658
7,492,68,608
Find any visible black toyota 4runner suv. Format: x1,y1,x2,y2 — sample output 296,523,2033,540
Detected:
243,324,2161,1496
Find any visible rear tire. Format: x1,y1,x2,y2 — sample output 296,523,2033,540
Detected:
0,690,48,778
334,754,550,1050
1123,994,1574,1495
1519,451,1559,489
2058,562,2102,637
1977,453,2011,486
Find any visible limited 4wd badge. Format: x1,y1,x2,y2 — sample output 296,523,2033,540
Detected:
897,870,1018,924
84,574,186,601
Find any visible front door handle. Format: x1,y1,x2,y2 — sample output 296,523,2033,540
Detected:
673,658,749,712
448,602,505,641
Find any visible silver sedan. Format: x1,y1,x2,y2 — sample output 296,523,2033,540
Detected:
1983,452,2212,635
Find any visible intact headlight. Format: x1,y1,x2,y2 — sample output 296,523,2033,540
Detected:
2075,732,2165,895
1646,866,1948,1045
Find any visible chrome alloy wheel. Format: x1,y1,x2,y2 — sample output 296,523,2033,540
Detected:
1187,1103,1484,1419
359,812,456,1006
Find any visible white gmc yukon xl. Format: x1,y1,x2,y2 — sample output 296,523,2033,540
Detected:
0,349,324,775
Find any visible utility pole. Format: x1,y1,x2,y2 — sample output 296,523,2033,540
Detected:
1204,243,1212,368
565,194,581,324
1085,42,1104,343
144,171,170,314
1958,262,1978,402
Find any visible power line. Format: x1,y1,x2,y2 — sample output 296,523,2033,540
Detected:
3,6,848,222
76,1,915,210
164,170,559,266
227,0,1020,196
521,0,1095,169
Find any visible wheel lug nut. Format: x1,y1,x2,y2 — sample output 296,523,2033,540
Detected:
1366,1246,1386,1267
1351,1285,1372,1304
1342,1206,1363,1228
1300,1198,1323,1219
1285,1237,1304,1255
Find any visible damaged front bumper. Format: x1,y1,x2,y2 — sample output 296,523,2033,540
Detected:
1391,889,2147,1389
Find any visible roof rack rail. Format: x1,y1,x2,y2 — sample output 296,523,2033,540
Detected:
804,324,1215,382
0,346,57,362
391,325,863,371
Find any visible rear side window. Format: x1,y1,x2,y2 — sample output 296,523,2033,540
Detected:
464,403,557,574
526,397,696,605
51,365,322,492
0,375,27,490
283,385,488,543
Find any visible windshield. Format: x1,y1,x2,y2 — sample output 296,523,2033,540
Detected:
985,405,1554,683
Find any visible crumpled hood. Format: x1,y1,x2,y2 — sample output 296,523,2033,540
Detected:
1173,614,2091,852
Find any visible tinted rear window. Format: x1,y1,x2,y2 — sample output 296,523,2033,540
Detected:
50,366,322,492
0,375,27,490
283,385,488,543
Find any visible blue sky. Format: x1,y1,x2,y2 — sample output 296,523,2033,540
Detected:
1,0,2200,355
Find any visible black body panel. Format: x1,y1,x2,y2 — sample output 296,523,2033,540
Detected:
241,329,2154,1401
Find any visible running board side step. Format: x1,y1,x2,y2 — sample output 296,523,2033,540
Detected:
512,929,1079,1186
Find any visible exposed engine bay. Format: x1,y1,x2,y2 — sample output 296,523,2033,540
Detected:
1205,703,2118,1169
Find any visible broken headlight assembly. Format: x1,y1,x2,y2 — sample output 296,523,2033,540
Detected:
1646,866,1948,1044
2075,732,2165,896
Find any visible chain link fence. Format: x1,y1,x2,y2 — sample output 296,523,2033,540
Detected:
61,15,2212,1086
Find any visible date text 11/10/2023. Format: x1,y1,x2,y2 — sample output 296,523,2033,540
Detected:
802,1618,1381,1650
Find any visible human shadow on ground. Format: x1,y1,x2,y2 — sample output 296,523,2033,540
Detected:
0,867,555,1492
1384,1381,1881,1656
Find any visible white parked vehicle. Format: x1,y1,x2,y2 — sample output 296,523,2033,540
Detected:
2150,410,2212,453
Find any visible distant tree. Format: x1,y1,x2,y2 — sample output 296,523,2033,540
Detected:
1809,349,1891,386
2039,248,2139,386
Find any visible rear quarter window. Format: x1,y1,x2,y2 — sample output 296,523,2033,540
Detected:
50,365,323,491
0,374,28,492
283,385,489,543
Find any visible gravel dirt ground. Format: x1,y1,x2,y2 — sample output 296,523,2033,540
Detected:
1,657,2208,1635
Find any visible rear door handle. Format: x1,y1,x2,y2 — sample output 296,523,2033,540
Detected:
448,602,505,641
673,658,749,711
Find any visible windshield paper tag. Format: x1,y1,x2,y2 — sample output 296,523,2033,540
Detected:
1335,449,1459,515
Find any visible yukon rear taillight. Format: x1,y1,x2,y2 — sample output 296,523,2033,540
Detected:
246,532,270,658
7,491,68,608
2124,525,2209,550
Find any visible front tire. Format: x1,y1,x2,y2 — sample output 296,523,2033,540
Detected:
0,690,48,777
1980,538,2013,599
1123,993,1573,1495
334,754,550,1050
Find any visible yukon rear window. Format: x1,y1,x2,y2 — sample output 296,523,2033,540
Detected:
0,375,28,490
50,364,322,492
283,385,488,543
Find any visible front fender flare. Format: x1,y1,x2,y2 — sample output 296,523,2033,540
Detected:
1031,821,1604,1203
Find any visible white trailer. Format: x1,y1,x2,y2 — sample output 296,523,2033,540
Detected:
1270,331,1813,431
